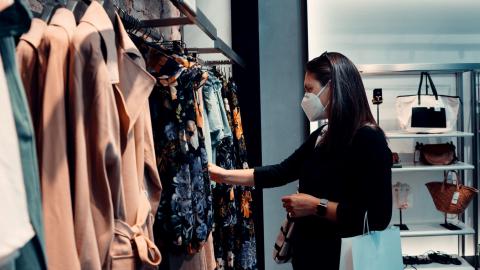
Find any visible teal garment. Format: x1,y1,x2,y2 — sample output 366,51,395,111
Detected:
0,1,47,270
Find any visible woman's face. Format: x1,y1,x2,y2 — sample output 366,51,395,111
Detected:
304,71,331,107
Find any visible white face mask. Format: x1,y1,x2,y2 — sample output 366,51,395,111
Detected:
301,82,330,122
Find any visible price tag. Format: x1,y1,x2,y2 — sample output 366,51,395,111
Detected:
451,192,460,205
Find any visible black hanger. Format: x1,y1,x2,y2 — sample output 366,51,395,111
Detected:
99,0,117,28
39,0,65,23
66,0,88,22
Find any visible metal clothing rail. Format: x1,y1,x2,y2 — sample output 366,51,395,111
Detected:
139,0,246,68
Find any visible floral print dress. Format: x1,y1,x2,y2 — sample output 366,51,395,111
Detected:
207,72,257,270
150,61,213,255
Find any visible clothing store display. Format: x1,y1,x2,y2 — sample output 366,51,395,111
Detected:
0,50,34,270
0,1,47,269
15,8,81,270
395,72,460,133
4,1,256,270
150,58,213,256
254,126,392,269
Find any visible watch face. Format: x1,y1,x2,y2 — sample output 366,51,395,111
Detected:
317,204,327,217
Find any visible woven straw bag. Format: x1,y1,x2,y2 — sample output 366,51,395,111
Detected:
426,171,478,214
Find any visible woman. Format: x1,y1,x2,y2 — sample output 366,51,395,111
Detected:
208,52,393,269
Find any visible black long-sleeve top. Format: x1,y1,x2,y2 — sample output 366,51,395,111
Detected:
254,126,393,270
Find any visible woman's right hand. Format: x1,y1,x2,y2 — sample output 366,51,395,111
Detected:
208,163,227,183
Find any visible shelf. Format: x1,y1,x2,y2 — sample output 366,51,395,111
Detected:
386,131,474,139
357,63,480,75
399,222,475,237
392,162,474,172
404,256,473,270
139,1,246,68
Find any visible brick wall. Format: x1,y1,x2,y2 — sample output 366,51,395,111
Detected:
27,0,181,40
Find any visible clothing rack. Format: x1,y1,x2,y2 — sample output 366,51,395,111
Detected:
115,5,163,42
138,0,246,68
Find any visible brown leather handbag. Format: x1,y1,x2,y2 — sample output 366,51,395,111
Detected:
414,142,457,165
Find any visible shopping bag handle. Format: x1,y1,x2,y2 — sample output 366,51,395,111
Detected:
417,72,439,104
363,211,370,235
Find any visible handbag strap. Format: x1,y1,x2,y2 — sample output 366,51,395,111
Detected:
425,72,440,100
443,170,460,190
417,72,440,104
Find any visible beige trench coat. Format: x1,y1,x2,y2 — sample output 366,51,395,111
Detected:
69,2,162,269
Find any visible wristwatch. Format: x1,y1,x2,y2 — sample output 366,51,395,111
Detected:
316,199,329,217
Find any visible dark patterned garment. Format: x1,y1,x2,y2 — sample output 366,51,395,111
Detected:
150,62,213,255
209,73,257,270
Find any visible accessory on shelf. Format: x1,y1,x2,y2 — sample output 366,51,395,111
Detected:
392,182,412,230
414,142,457,165
427,252,462,265
392,152,402,168
395,72,460,133
403,255,431,265
372,88,383,124
425,170,478,217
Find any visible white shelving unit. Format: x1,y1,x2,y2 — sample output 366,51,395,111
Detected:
404,257,473,270
400,222,475,238
386,131,474,139
359,63,480,269
392,162,475,173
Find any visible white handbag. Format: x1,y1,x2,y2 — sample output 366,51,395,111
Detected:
395,72,460,133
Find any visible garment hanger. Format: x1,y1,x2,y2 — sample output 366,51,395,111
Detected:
39,0,65,23
66,0,88,22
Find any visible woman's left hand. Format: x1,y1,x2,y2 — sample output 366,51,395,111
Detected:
281,193,321,218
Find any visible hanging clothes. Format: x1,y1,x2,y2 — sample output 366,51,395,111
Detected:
225,81,257,270
68,2,162,269
15,8,81,270
202,71,232,163
111,12,162,270
133,39,217,270
0,1,47,269
203,71,257,270
15,18,47,140
150,57,214,257
0,47,34,270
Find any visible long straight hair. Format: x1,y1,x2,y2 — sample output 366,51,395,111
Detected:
306,52,382,152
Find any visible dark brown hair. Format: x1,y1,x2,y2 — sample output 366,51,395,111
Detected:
306,52,382,152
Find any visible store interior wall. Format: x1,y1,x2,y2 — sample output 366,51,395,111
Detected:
258,1,308,270
307,0,480,257
183,0,231,61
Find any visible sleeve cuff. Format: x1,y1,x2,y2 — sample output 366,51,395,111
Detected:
253,166,271,189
